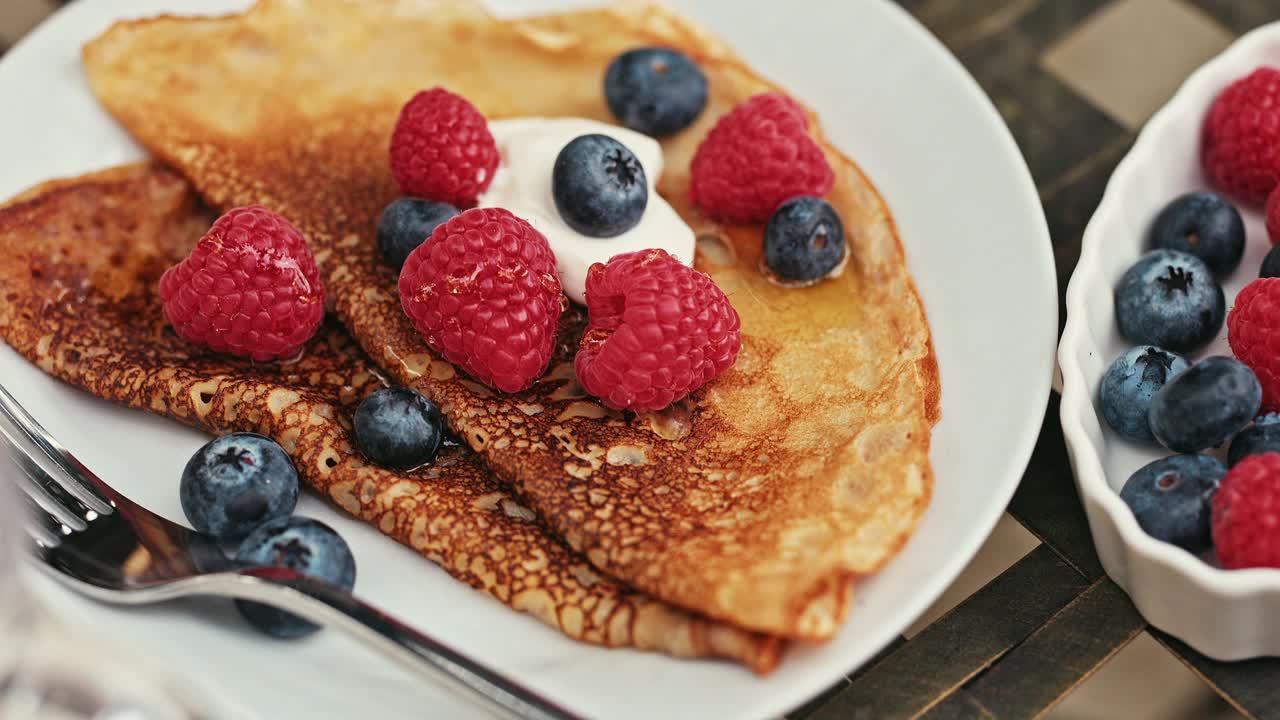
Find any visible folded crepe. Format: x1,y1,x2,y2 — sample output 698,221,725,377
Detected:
0,164,782,672
83,0,939,639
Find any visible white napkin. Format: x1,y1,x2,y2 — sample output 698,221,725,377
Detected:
0,610,214,720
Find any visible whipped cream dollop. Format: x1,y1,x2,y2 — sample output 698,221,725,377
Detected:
477,117,696,304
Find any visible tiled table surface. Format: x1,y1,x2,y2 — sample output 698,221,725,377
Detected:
3,1,1279,718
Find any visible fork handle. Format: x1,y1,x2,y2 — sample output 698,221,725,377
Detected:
228,569,584,720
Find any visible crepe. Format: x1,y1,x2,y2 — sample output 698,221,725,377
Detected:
83,0,940,639
0,164,782,672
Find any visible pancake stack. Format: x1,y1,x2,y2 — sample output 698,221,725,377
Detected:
0,0,938,672
0,164,782,671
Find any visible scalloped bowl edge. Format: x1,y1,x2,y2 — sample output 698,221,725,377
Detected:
1059,22,1280,661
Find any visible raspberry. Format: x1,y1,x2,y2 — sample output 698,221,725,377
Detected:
1212,453,1280,569
159,206,325,362
389,87,500,207
398,208,563,393
1202,67,1280,205
1228,278,1280,410
690,92,833,223
575,249,740,412
1267,184,1280,244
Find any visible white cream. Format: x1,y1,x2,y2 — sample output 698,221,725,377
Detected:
477,117,696,305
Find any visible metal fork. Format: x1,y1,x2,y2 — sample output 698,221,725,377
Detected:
0,384,581,720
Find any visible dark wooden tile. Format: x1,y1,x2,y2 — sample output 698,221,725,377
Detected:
1005,0,1115,42
971,60,1127,193
1189,0,1280,36
921,692,993,720
1039,135,1135,333
807,546,1089,720
901,0,1128,191
787,677,852,720
901,0,1112,54
849,634,908,682
893,0,1041,50
924,579,1145,719
1152,630,1280,720
1008,395,1106,580
787,637,906,718
935,0,1126,191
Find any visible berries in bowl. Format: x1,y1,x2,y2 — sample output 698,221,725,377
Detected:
1060,36,1280,661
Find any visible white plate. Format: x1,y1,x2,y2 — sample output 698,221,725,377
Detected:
0,1,1056,717
1060,24,1280,661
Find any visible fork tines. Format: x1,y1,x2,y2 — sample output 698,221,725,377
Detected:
17,487,66,548
0,384,114,546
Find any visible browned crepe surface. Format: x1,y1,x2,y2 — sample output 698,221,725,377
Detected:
83,0,939,639
0,164,782,672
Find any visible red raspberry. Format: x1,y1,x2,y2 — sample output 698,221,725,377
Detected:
1212,453,1280,569
389,87,500,207
159,206,325,362
690,92,833,223
1228,278,1280,410
575,249,741,412
1267,184,1280,244
398,208,562,393
1202,67,1280,206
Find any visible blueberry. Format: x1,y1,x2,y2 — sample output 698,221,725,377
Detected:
762,196,846,284
180,433,299,541
1228,413,1280,466
1261,243,1280,278
1119,454,1225,553
1114,249,1225,353
1148,192,1245,275
552,134,648,238
377,197,459,270
353,388,443,471
1099,346,1189,442
604,47,708,137
234,516,357,639
1148,356,1262,452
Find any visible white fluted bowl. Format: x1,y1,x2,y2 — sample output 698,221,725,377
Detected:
1060,22,1280,661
